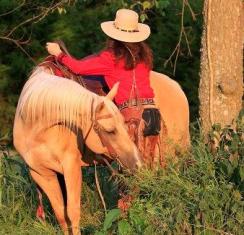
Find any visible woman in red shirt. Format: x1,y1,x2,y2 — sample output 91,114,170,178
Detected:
46,9,161,165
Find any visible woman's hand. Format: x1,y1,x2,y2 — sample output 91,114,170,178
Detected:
46,42,62,57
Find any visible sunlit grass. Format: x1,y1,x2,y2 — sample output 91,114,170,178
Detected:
0,116,243,234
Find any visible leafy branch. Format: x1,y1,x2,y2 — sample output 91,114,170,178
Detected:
123,0,197,75
164,0,196,75
0,0,76,63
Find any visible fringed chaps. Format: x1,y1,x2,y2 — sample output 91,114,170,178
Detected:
120,107,166,168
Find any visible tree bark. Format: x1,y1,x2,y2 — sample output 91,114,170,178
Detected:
199,0,243,135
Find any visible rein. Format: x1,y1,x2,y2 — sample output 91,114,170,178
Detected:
85,113,120,161
85,112,120,214
82,98,121,170
40,39,87,87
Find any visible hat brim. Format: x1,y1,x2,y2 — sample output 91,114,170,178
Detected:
101,21,150,43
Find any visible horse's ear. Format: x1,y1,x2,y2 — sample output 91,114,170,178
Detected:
106,82,119,100
95,101,105,114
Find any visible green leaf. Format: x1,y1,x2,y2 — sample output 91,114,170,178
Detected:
57,7,66,15
218,160,234,177
94,231,106,235
140,14,148,23
157,0,170,9
142,1,151,10
118,220,133,235
103,209,121,231
129,212,146,233
239,166,244,181
57,7,63,14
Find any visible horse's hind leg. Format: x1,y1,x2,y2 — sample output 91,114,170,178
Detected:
30,169,69,233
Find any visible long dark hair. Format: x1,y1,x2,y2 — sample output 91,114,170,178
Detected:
105,38,153,70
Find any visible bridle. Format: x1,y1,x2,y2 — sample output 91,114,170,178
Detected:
83,109,122,166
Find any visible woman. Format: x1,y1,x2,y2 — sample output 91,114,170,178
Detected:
46,8,161,165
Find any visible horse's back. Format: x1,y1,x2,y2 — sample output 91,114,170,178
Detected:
150,71,190,151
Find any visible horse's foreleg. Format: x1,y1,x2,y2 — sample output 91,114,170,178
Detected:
63,153,82,235
30,169,69,233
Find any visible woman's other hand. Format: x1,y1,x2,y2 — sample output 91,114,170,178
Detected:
46,42,62,56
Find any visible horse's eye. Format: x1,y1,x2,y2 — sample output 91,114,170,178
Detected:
106,129,116,134
97,117,116,133
103,127,116,134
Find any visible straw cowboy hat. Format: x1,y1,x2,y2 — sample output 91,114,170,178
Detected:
101,9,151,43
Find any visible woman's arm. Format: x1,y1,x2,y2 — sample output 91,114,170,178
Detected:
46,42,113,76
57,51,113,76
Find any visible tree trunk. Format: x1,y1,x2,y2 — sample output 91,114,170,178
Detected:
199,0,243,135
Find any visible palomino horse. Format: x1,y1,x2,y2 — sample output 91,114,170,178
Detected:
13,67,142,234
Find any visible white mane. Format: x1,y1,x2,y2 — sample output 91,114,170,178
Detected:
16,67,120,130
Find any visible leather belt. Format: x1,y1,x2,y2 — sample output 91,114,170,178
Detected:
118,98,155,110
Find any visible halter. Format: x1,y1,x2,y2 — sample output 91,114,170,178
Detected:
83,106,121,165
93,114,119,159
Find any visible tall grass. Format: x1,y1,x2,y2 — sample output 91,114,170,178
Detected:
118,140,243,235
0,148,61,234
0,114,243,234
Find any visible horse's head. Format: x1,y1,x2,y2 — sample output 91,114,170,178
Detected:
85,83,143,171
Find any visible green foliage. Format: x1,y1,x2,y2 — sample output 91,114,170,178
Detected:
122,0,171,21
103,209,120,231
0,117,243,234
99,159,243,234
95,208,121,234
91,115,244,234
0,148,61,234
209,110,244,196
0,97,17,143
118,219,133,235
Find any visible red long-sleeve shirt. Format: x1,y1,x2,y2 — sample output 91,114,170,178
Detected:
57,50,154,105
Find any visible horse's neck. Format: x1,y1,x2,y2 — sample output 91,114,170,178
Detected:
23,68,101,133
